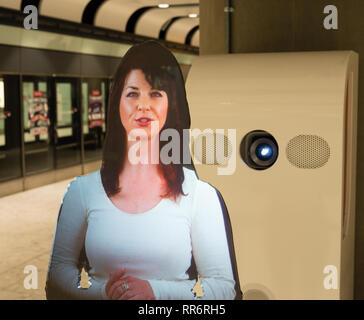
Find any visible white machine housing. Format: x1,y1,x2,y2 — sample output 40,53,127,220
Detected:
186,51,358,299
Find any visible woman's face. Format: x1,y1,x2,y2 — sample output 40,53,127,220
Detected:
119,69,168,140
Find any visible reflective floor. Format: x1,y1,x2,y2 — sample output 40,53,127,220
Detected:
0,177,72,300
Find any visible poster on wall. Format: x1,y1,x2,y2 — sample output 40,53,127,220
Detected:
28,91,49,136
88,90,104,128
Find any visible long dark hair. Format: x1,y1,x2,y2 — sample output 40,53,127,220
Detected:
101,40,191,201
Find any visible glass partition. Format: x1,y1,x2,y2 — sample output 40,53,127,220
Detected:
55,78,81,169
22,76,54,175
82,78,108,162
0,75,110,184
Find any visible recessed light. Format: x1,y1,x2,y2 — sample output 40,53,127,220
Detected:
158,4,170,8
188,13,198,18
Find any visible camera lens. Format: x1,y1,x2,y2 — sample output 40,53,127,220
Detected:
240,130,279,170
256,143,273,161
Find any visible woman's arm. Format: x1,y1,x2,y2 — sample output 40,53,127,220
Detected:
148,180,236,300
45,177,107,300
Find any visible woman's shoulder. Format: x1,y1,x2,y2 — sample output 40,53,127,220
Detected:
183,170,224,221
62,170,101,211
182,166,198,181
182,166,219,198
73,169,100,185
64,170,100,197
181,166,200,193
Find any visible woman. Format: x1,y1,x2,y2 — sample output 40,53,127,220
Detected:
46,40,238,300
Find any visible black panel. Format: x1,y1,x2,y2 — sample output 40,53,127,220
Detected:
0,44,124,77
82,0,107,25
21,0,41,12
0,43,191,78
21,47,81,75
126,7,154,33
0,45,20,73
159,16,184,40
0,75,22,181
185,26,199,45
81,54,110,77
126,3,200,34
108,57,122,77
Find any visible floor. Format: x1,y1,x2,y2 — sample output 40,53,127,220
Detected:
0,177,72,300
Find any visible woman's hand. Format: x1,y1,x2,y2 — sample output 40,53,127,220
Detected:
105,268,156,300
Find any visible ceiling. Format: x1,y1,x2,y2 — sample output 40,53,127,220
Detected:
0,0,200,46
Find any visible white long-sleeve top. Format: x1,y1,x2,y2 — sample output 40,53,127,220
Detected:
46,167,235,300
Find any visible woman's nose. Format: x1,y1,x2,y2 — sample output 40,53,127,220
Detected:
137,97,151,111
137,104,150,111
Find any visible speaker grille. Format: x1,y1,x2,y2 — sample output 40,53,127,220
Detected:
286,135,330,169
192,132,232,165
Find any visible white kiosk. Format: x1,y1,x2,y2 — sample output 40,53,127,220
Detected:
186,51,358,299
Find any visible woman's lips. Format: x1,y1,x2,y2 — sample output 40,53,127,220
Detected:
135,117,152,127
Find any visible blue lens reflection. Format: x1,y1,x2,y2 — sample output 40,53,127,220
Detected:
256,143,273,160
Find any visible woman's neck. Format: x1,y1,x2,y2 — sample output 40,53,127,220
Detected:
123,134,162,177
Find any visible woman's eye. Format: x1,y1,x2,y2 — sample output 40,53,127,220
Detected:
126,92,138,97
151,91,162,97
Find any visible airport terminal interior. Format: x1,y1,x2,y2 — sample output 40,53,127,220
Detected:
1,0,364,300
